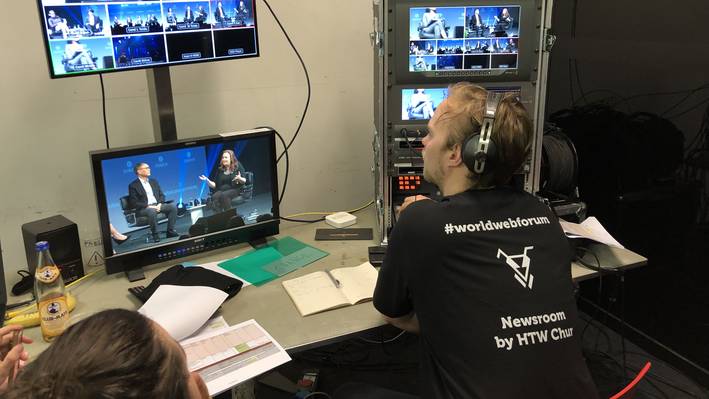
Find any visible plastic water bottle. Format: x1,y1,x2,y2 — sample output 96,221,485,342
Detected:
34,241,70,342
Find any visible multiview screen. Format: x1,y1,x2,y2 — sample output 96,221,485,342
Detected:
401,86,521,121
409,6,520,72
38,0,258,78
97,134,276,256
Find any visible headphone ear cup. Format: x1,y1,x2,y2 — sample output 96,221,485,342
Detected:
461,133,499,174
462,134,481,172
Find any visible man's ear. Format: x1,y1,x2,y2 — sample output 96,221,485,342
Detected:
448,143,464,167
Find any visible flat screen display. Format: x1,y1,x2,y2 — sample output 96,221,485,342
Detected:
401,85,521,121
38,0,258,78
408,6,520,73
93,132,277,257
402,88,448,121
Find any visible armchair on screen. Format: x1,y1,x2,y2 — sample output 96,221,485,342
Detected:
119,195,167,228
230,171,254,207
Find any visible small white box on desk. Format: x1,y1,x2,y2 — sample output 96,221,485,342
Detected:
325,212,357,228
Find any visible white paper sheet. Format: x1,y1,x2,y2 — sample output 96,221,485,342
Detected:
138,285,228,341
184,316,230,340
180,319,291,396
559,216,624,248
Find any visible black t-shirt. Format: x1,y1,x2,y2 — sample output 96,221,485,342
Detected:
374,187,599,399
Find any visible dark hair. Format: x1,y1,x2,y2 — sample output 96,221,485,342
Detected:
6,309,190,399
133,162,148,174
220,149,237,173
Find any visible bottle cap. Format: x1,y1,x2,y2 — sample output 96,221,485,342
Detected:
35,241,50,251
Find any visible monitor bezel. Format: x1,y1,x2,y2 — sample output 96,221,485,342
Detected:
89,128,280,275
36,0,260,79
391,0,538,85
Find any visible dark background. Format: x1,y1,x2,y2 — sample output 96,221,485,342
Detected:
544,0,709,377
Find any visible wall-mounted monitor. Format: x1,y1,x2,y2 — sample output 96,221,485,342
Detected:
37,0,259,78
90,128,279,275
391,0,538,84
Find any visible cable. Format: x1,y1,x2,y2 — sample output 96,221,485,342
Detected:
254,125,290,205
273,129,289,205
661,84,709,117
281,200,374,224
666,97,709,120
359,329,406,344
284,200,374,218
99,73,109,148
400,128,420,164
572,58,589,106
576,246,608,348
623,351,709,397
303,392,332,399
5,270,101,319
280,216,324,223
568,58,576,105
261,0,311,164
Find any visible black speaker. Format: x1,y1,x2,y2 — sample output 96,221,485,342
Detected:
21,215,84,284
0,240,7,317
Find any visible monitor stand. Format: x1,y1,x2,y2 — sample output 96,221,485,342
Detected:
249,237,268,249
123,66,173,284
125,268,146,282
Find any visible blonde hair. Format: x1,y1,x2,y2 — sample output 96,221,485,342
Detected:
438,82,533,187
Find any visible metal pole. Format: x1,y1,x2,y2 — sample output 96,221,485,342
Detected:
146,66,177,142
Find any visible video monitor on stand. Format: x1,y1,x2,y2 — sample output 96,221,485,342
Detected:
37,0,259,78
90,128,280,280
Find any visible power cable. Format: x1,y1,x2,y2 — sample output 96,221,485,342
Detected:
261,0,311,164
99,73,109,148
280,200,374,224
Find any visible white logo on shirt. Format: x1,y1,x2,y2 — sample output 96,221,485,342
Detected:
497,246,534,289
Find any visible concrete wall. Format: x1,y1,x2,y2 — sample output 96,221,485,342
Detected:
0,0,374,295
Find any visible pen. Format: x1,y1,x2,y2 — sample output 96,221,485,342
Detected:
326,270,341,288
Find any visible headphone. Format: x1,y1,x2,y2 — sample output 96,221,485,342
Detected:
461,91,502,175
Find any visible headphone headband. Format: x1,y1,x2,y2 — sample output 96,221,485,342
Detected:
472,92,502,174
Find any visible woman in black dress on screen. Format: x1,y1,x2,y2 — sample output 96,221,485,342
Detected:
199,149,248,212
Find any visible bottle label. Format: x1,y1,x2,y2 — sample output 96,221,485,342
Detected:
39,296,69,337
36,266,60,283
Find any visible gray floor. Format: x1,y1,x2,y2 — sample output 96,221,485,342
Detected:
246,313,709,399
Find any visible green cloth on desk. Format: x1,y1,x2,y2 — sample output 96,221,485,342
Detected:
217,237,328,286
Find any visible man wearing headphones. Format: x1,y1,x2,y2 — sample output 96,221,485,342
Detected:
339,83,598,398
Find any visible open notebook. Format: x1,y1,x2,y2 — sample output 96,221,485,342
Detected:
282,262,379,316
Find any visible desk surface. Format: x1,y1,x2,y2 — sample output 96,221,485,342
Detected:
23,209,647,358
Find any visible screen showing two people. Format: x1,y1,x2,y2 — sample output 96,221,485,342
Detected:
409,5,520,72
100,136,275,255
40,0,257,77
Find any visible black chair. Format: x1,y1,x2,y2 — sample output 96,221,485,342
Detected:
230,171,254,207
119,195,167,228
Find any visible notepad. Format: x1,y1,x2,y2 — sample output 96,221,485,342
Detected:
282,262,379,316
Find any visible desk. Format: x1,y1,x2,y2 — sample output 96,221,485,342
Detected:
23,209,647,359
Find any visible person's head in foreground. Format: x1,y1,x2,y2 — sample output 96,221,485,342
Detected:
6,309,209,399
